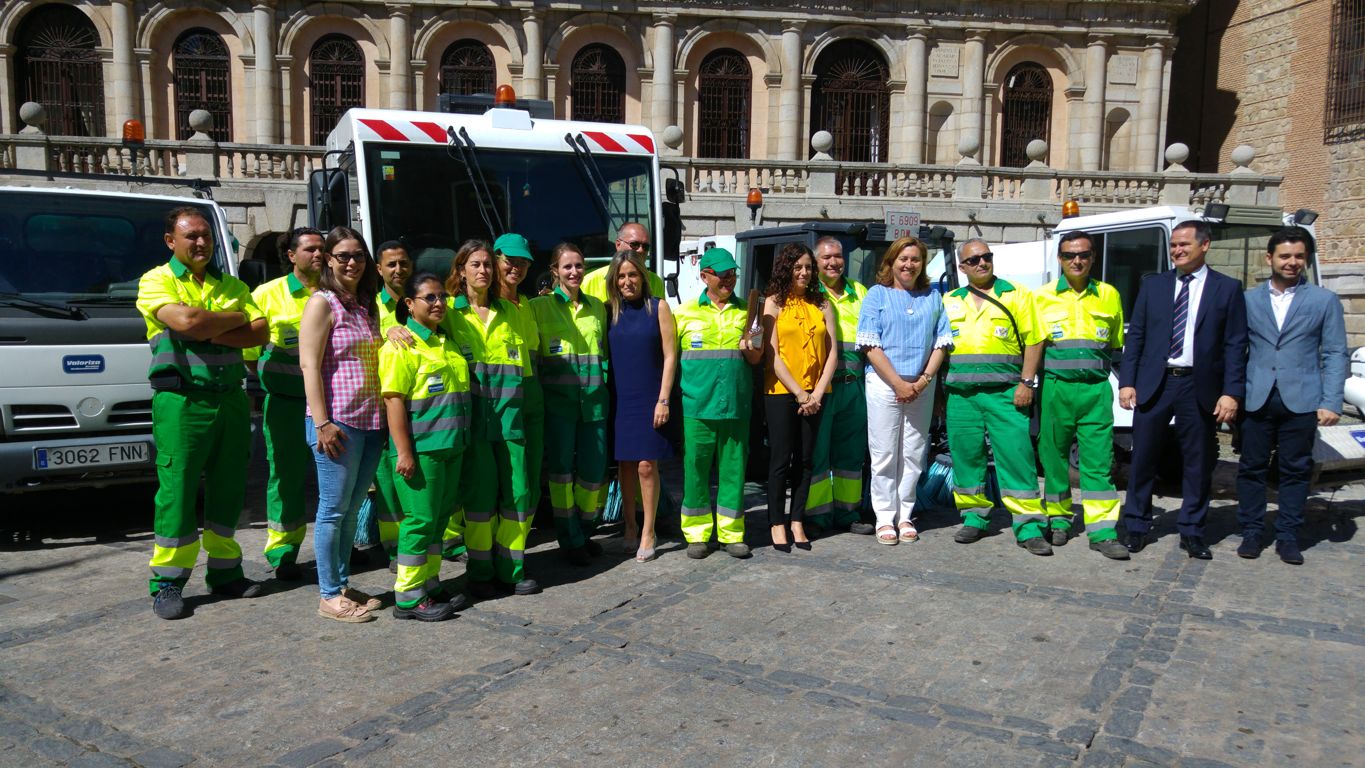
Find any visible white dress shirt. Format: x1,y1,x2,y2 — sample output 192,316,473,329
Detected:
1269,282,1297,331
1166,264,1208,367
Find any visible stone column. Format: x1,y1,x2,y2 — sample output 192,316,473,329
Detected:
0,45,14,134
522,10,544,100
906,26,930,164
1081,34,1109,171
253,1,279,144
111,0,139,127
388,4,412,110
1134,37,1166,172
960,30,987,164
651,14,676,134
778,22,805,160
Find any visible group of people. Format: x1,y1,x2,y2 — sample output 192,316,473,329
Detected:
136,204,1345,625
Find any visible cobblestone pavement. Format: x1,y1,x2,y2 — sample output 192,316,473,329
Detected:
1,438,1362,768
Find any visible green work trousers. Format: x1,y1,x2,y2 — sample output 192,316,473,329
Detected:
545,410,606,550
680,416,748,545
394,448,462,609
147,389,250,594
946,385,1045,541
523,377,545,514
806,377,866,530
455,437,536,584
1039,378,1119,541
261,394,310,567
374,445,405,560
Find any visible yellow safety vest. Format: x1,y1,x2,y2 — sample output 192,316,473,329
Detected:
250,273,312,397
943,278,1044,390
1034,277,1124,384
377,318,472,454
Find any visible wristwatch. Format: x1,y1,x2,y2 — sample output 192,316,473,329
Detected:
1020,375,1039,389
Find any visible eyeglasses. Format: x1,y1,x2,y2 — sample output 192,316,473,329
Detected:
960,252,994,267
414,292,450,305
1059,250,1094,262
330,251,366,263
619,240,650,252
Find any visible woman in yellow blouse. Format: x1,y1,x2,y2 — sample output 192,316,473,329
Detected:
762,243,837,552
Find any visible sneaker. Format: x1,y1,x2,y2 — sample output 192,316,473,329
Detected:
467,580,498,600
1275,540,1304,565
849,522,876,535
210,578,266,599
318,596,375,623
152,584,186,620
954,525,985,544
1089,539,1131,560
725,542,752,559
273,561,302,581
1020,537,1054,556
497,578,542,596
1049,526,1069,547
1237,537,1262,559
392,597,455,622
584,539,603,558
341,587,382,612
686,542,711,560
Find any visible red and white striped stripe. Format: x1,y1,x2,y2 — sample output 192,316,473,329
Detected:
354,118,655,155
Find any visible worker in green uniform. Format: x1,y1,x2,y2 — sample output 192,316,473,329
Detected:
806,236,876,537
673,248,764,559
443,238,542,597
495,236,544,521
372,240,416,568
251,227,324,580
1034,231,1130,560
137,206,270,619
581,222,666,302
943,238,1052,556
379,271,471,621
531,242,609,565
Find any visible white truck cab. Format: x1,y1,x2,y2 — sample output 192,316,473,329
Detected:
0,186,236,492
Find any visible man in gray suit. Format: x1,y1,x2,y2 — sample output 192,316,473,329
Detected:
1236,227,1348,564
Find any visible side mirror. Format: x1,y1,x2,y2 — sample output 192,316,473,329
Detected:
661,174,685,262
238,259,269,291
308,168,351,231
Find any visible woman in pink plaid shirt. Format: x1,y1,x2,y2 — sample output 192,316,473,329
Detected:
300,226,387,623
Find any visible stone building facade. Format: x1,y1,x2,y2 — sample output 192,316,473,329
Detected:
1,0,1193,171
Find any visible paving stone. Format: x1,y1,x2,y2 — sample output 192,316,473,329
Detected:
68,751,132,767
276,739,348,768
130,746,195,768
941,721,1012,742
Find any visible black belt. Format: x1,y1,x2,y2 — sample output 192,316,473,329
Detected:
832,371,861,383
1167,366,1194,377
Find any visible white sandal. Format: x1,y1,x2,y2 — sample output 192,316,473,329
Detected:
876,525,899,545
898,522,919,542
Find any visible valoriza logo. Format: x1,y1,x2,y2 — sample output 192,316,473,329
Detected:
62,355,105,374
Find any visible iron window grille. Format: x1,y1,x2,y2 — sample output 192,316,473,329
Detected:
173,29,233,142
570,44,626,124
812,41,891,194
440,40,495,97
697,49,752,159
15,5,104,137
310,35,365,146
1326,0,1365,142
1000,62,1052,167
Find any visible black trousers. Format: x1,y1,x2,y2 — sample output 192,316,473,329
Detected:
765,393,820,525
1122,372,1217,537
1236,388,1317,542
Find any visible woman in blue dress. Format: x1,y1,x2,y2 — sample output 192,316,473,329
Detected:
604,250,677,562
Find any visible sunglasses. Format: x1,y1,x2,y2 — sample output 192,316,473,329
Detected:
413,292,450,305
330,251,366,263
960,252,994,267
703,268,737,279
1059,250,1094,262
620,240,650,251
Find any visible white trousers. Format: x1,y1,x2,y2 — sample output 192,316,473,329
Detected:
865,373,935,529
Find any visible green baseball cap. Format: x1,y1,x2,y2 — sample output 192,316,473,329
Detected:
699,247,738,273
494,233,532,260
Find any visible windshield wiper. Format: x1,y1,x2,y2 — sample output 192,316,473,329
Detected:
0,292,88,320
447,127,507,236
564,133,623,225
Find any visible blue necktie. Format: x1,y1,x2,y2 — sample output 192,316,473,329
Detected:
1169,273,1195,359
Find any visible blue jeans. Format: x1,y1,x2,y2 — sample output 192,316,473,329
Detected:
307,417,386,599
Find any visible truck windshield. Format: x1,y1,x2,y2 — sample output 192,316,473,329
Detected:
1207,223,1316,289
362,144,654,280
0,191,219,303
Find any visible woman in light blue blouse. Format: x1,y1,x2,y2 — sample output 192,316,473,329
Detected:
855,237,952,545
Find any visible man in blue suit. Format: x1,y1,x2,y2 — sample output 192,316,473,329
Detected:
1118,220,1248,558
1236,227,1347,564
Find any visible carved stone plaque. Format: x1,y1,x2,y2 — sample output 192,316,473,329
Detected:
929,46,959,78
1108,55,1138,85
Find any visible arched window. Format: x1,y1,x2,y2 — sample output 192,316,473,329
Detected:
15,5,104,136
811,41,890,163
309,35,364,145
173,29,232,142
697,49,751,159
570,44,625,123
1000,62,1052,167
440,40,495,97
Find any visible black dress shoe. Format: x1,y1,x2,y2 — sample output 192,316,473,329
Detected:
1237,537,1262,559
497,578,542,595
1179,535,1212,560
772,542,792,553
1123,533,1147,554
392,598,455,622
1275,540,1304,565
794,540,812,551
849,522,876,535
